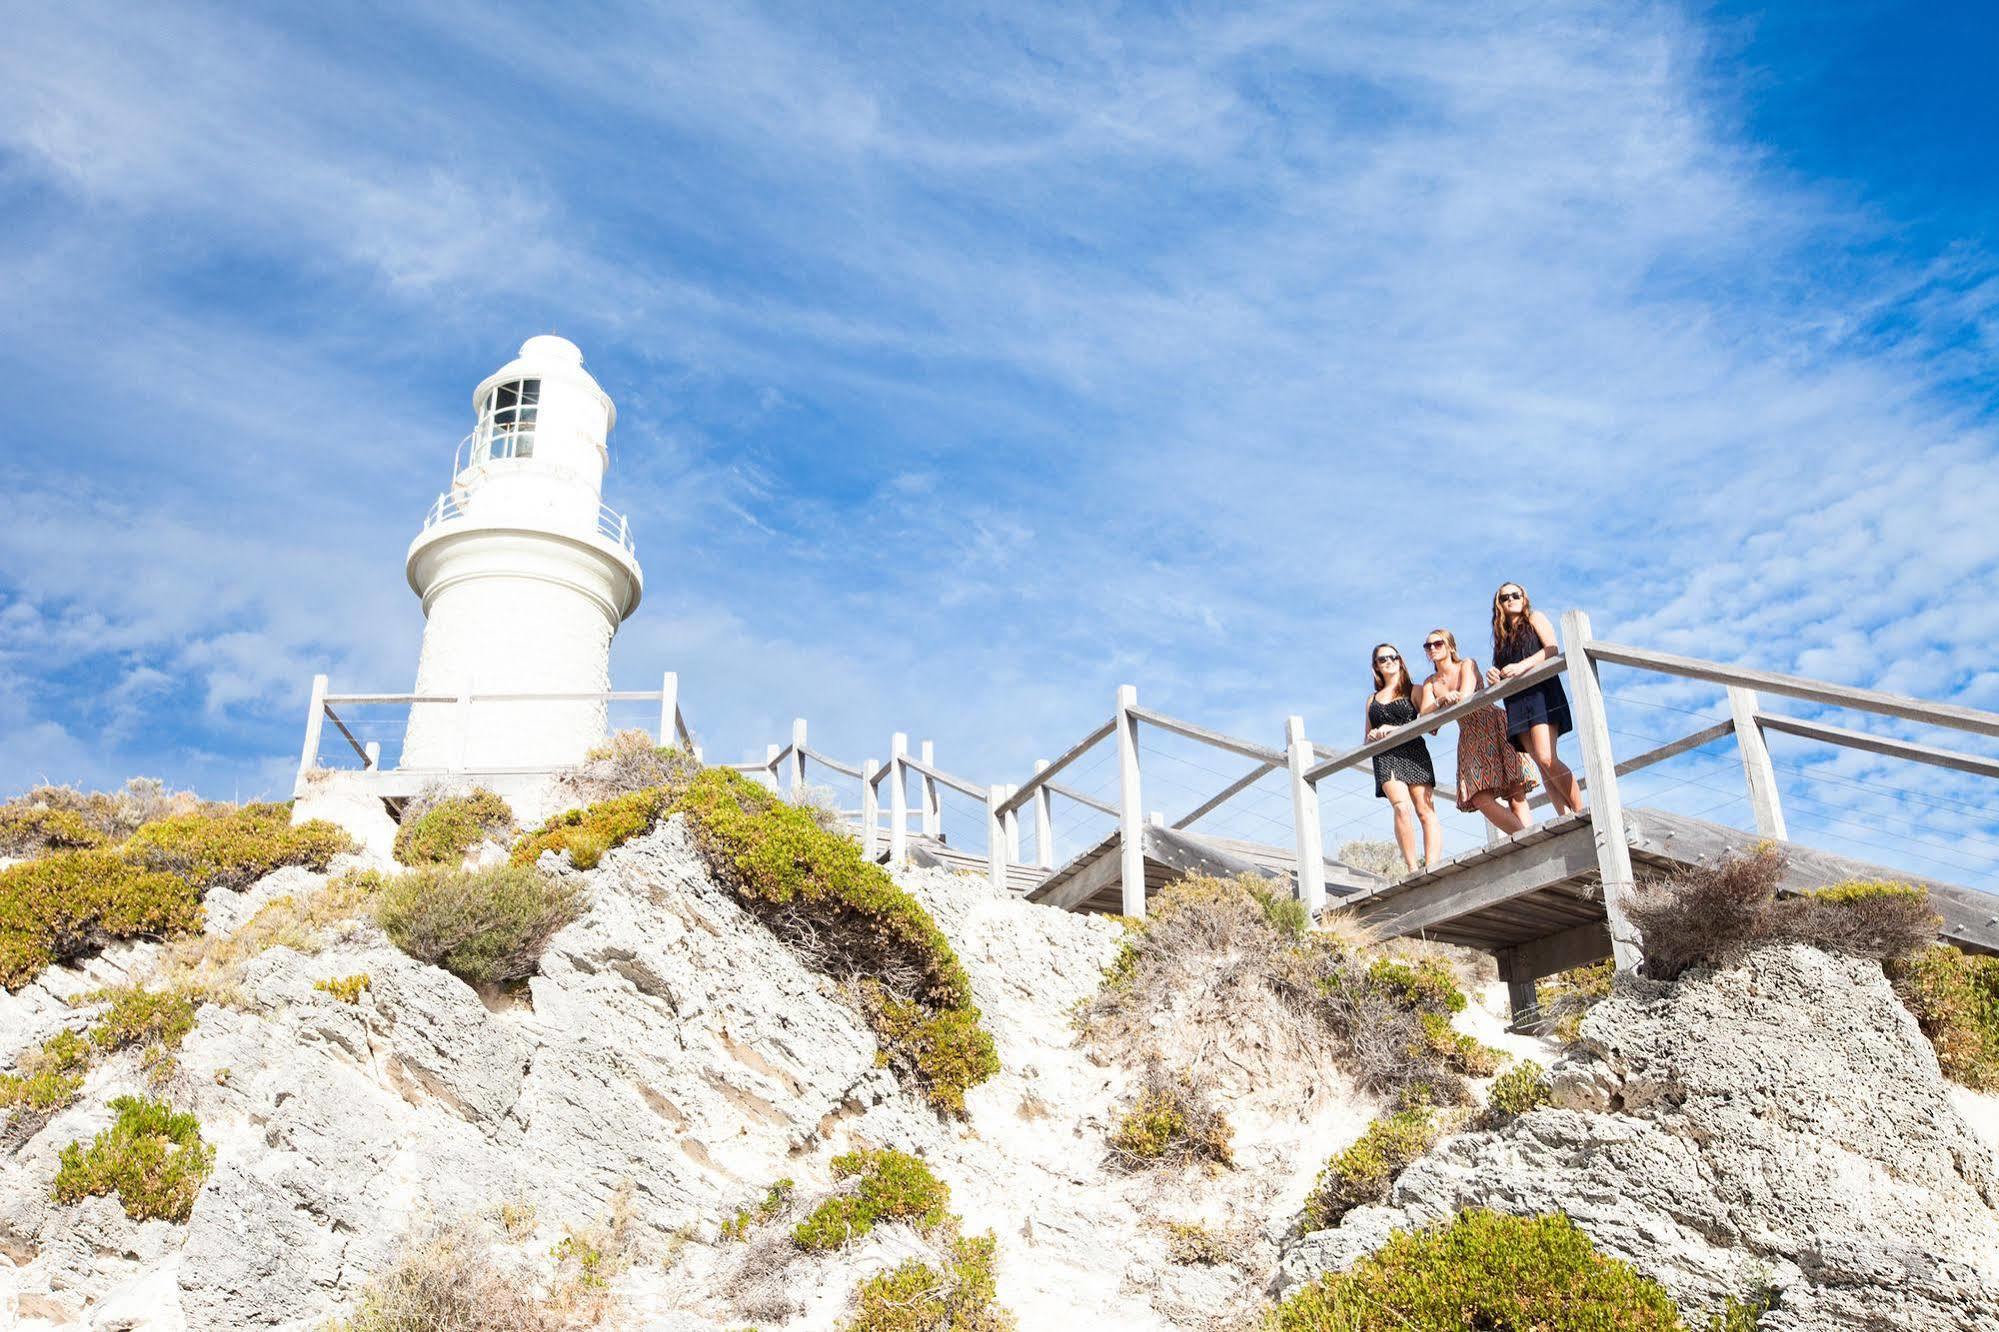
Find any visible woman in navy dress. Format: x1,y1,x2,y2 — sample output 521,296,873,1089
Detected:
1364,643,1441,873
1485,583,1586,816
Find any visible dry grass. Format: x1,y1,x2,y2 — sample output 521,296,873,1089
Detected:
149,871,382,1004
555,731,702,805
1108,1059,1234,1171
0,779,206,855
547,1182,638,1323
334,1224,552,1332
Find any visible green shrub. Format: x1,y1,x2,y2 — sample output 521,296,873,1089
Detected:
394,789,515,867
846,1232,1013,1332
1537,960,1615,1044
722,1177,795,1241
0,850,203,989
1484,1060,1552,1126
1108,1061,1234,1169
0,806,107,856
1366,958,1466,1014
676,769,998,1115
52,1094,215,1222
793,1147,951,1251
315,973,372,1005
511,789,669,870
0,1028,91,1114
1891,944,1999,1090
1272,1210,1684,1330
125,803,355,891
1302,1106,1440,1232
1414,1011,1504,1077
374,865,586,985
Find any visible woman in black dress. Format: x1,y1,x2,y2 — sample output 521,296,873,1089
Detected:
1365,643,1441,873
1485,583,1586,815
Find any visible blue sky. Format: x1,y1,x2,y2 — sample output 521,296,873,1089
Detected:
4,2,1996,879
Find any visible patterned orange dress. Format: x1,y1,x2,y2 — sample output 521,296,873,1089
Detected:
1447,659,1538,813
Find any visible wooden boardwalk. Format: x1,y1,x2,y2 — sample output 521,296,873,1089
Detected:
1023,824,1381,913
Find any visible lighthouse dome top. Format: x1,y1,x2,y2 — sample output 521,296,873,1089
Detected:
474,334,616,430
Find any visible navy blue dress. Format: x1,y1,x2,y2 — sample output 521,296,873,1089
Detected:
1495,624,1573,753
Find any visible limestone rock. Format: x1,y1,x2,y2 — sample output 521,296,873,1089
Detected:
1280,943,1999,1331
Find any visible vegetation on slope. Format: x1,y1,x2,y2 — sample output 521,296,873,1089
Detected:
1891,944,1999,1090
52,1094,215,1223
1108,1059,1235,1170
393,788,514,867
374,864,586,986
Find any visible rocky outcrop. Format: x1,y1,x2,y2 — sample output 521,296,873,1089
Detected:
1279,943,1999,1331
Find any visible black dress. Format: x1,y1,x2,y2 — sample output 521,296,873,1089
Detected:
1495,624,1573,752
1368,694,1436,797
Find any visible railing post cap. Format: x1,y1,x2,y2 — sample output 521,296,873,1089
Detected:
1286,714,1306,740
1117,683,1138,706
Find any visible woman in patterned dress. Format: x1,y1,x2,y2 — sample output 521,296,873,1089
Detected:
1419,627,1536,834
1364,643,1441,873
1486,582,1586,815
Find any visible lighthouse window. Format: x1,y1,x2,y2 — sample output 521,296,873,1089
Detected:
477,378,540,461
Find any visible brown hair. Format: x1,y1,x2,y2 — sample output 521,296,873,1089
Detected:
1491,583,1534,659
1372,643,1413,702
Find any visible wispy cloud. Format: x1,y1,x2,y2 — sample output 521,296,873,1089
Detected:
1,1,1992,875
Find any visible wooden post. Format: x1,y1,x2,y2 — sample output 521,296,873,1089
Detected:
861,759,879,860
1116,684,1146,919
987,786,1008,892
1148,810,1164,827
1727,686,1788,841
363,741,381,772
1003,784,1021,860
659,671,679,749
1286,715,1327,916
890,733,909,866
1561,610,1644,971
1033,760,1054,869
296,673,329,788
1496,947,1538,1029
920,740,940,838
789,719,807,797
456,686,474,773
764,743,781,792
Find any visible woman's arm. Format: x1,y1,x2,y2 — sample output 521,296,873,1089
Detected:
1498,612,1565,679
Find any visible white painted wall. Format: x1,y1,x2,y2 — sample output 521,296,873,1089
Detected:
399,337,643,772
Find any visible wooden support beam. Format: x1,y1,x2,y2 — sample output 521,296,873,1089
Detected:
764,743,782,791
997,717,1116,815
1494,948,1539,1027
1584,639,1999,740
296,673,329,792
861,759,879,860
1527,717,1736,811
1508,919,1615,981
1357,822,1602,938
1125,705,1286,766
1565,611,1642,971
1286,715,1326,916
1033,760,1054,869
659,672,678,749
1728,686,1787,840
1116,684,1146,919
890,733,908,866
1045,781,1118,816
1172,760,1280,830
1038,840,1124,911
921,740,941,837
789,719,807,798
1003,784,1021,860
1754,713,1999,782
987,786,1008,893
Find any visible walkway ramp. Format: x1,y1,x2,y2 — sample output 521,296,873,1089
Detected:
1025,824,1382,913
1343,805,1999,986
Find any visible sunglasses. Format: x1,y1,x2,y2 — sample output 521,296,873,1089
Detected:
1498,591,1525,603
1375,653,1400,664
1424,640,1447,649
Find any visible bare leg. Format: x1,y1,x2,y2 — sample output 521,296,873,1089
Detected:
1507,795,1533,830
1471,790,1525,835
1524,725,1585,815
1383,780,1419,871
1412,784,1443,866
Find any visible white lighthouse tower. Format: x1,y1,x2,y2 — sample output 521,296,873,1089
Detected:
400,336,643,772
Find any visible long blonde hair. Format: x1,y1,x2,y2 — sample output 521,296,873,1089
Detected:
1427,627,1460,664
1491,583,1534,659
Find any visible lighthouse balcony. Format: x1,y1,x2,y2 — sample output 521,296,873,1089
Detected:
420,488,637,555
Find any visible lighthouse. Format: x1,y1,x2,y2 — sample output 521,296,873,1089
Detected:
399,336,643,772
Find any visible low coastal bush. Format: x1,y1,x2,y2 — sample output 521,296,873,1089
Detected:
0,779,202,856
558,730,703,804
1626,849,1939,980
334,1224,554,1332
394,789,514,867
1,984,202,1125
52,1094,215,1223
1273,1210,1684,1330
1301,1104,1440,1232
721,1178,795,1241
1483,1059,1552,1126
1536,960,1615,1044
0,1029,91,1117
0,851,203,989
847,1232,1012,1332
316,973,372,1005
1108,1061,1234,1170
511,789,669,870
677,768,998,1115
125,802,355,891
375,865,585,985
1891,944,1999,1090
793,1147,951,1251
